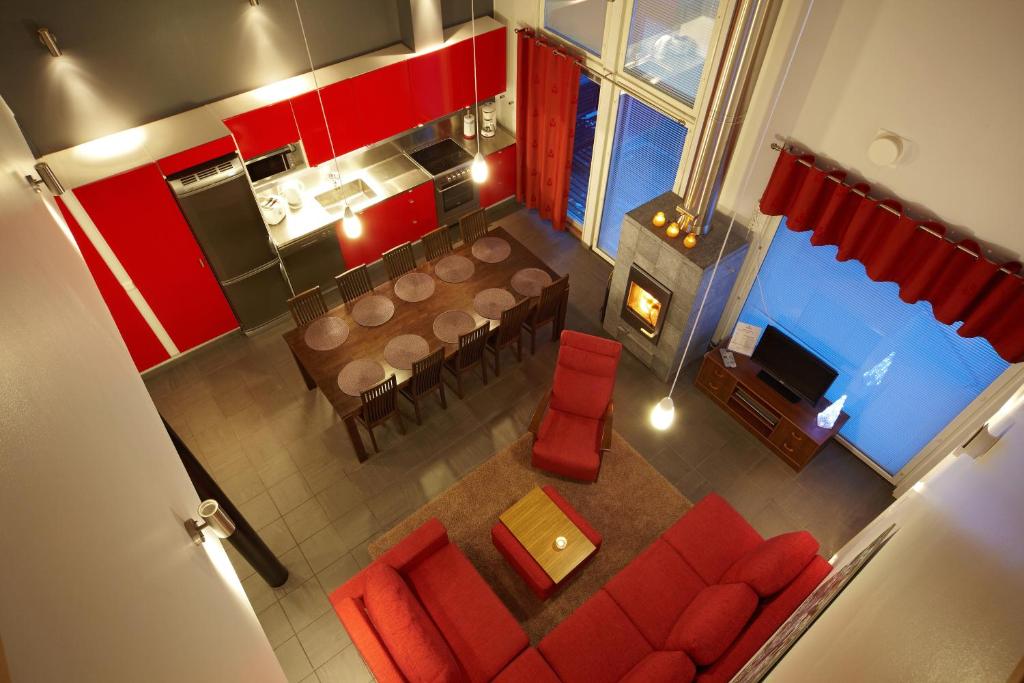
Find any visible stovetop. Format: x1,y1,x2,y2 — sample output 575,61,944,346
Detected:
409,138,473,176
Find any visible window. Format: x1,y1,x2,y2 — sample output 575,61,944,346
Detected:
596,94,688,258
544,0,607,56
737,224,1009,476
624,0,722,106
567,74,600,227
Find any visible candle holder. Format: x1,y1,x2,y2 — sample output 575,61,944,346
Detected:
553,536,568,551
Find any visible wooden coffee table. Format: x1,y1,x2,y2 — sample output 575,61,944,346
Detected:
499,486,597,584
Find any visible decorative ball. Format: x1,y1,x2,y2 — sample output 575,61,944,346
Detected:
665,222,680,238
683,232,698,249
652,211,667,227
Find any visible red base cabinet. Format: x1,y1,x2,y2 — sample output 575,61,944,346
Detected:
335,182,437,268
223,101,299,160
480,144,517,208
73,164,239,354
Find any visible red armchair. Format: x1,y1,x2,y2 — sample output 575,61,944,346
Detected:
530,330,623,482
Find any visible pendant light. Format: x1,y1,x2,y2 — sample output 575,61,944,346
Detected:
342,205,362,238
469,0,488,184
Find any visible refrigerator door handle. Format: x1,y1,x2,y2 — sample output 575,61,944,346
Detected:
220,259,282,286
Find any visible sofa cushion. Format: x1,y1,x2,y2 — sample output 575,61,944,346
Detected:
664,583,759,666
532,408,602,481
539,590,652,683
406,542,528,682
363,563,464,683
621,651,697,683
491,648,560,683
661,493,763,584
721,531,820,597
604,539,707,648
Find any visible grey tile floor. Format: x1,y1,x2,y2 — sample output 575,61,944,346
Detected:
146,206,893,682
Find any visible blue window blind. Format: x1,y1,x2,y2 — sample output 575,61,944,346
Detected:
597,94,687,258
567,74,600,227
737,224,1009,476
624,0,721,106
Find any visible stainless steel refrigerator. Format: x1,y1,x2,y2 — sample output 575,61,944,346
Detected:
169,154,291,332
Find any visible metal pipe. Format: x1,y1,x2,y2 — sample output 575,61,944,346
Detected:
769,142,1020,276
682,0,780,234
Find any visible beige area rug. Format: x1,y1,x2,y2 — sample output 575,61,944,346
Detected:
369,431,692,643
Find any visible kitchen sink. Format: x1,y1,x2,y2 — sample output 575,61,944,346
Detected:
315,179,376,209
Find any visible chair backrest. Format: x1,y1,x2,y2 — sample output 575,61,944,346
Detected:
287,286,328,326
382,243,416,280
422,227,453,261
533,275,568,324
335,265,372,304
409,348,444,396
495,297,531,346
459,208,488,245
360,375,398,423
550,330,622,420
455,323,490,369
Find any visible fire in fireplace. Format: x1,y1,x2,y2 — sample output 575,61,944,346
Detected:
620,265,672,343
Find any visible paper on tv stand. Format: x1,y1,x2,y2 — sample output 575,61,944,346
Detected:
727,322,762,356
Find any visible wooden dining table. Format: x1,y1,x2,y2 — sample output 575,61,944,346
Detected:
283,226,564,462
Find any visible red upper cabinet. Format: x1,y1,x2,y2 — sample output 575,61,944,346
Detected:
474,27,508,101
343,62,415,149
74,164,238,353
223,101,299,160
334,182,437,269
157,136,237,177
480,143,517,208
291,91,333,167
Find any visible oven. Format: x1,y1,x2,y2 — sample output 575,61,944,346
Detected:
408,138,480,226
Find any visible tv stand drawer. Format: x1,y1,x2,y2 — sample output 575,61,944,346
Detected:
769,420,817,468
696,357,737,402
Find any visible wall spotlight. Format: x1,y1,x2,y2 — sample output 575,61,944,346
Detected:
184,499,237,545
25,162,66,195
248,0,260,6
37,27,61,57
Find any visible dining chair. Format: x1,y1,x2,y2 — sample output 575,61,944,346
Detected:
399,348,447,425
356,375,405,453
287,286,328,326
422,226,453,261
443,322,490,398
458,208,488,245
382,242,417,280
486,297,531,376
523,275,569,354
335,264,373,305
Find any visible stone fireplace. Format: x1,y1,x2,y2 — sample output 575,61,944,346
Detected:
603,191,749,382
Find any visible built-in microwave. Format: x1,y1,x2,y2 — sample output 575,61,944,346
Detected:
245,144,305,184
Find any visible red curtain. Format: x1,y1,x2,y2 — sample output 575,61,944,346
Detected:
760,149,1024,363
516,30,580,231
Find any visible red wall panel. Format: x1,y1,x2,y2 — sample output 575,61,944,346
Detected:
156,136,237,177
223,101,299,160
74,164,238,353
56,197,169,372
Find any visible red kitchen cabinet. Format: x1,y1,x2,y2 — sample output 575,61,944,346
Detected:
291,91,333,167
56,197,170,372
318,78,363,159
475,27,508,101
223,101,299,160
342,62,415,149
74,164,238,353
479,144,517,208
156,135,237,177
335,182,437,268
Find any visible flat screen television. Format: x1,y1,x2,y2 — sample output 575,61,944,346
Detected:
751,325,838,404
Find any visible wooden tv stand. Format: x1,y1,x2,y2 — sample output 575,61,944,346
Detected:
695,346,848,471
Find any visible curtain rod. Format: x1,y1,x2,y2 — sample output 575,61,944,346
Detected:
769,143,1019,277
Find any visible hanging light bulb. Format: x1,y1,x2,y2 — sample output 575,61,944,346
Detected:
650,396,675,430
342,205,362,239
471,151,489,183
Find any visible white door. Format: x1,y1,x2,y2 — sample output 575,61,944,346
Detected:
0,98,286,682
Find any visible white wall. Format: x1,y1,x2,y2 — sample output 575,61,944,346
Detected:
765,395,1024,682
720,0,1024,260
0,97,285,682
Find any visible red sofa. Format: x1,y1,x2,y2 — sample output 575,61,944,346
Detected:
331,493,831,683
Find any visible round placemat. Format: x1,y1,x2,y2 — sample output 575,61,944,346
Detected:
433,310,476,343
473,287,516,320
435,255,475,283
383,334,430,370
510,268,553,298
471,236,511,263
351,295,395,327
337,359,385,397
303,316,349,351
393,272,435,303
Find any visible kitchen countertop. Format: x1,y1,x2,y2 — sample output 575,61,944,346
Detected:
261,114,516,252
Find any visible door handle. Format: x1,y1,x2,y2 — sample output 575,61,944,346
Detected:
198,257,206,268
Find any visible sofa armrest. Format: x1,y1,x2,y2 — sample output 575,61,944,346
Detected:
599,401,614,453
334,597,406,683
529,390,551,436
